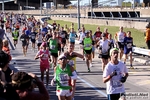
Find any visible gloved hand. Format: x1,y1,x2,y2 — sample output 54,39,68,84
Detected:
110,70,117,78
120,76,127,83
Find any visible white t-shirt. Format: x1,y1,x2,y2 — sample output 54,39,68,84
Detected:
103,61,128,94
79,32,85,43
36,33,43,43
117,32,125,42
99,39,109,55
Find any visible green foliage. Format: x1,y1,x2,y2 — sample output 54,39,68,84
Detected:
48,20,146,47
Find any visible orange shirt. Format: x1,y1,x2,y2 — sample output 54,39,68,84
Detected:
2,46,12,61
145,28,150,42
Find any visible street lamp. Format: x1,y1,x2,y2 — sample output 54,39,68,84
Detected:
77,0,80,30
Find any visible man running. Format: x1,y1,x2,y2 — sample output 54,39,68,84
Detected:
103,48,128,100
12,28,19,48
114,26,126,60
51,55,77,100
49,31,59,68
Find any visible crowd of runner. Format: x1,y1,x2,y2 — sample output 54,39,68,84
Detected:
0,12,131,100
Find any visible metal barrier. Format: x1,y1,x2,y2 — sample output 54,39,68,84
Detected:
132,47,150,56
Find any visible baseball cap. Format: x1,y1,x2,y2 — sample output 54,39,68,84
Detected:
109,48,119,56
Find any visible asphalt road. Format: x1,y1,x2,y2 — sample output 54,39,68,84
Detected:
6,33,150,100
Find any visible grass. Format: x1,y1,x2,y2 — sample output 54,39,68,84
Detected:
48,20,146,48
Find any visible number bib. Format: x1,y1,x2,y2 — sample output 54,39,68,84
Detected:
31,35,35,39
68,60,74,66
111,79,122,89
21,38,24,41
86,44,91,47
127,43,132,49
50,45,56,50
59,74,70,86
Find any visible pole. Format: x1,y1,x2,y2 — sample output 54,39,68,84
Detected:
91,0,93,19
77,0,80,30
40,0,42,15
26,0,28,10
2,0,4,12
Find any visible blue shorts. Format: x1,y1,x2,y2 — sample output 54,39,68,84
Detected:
124,48,132,54
92,46,95,52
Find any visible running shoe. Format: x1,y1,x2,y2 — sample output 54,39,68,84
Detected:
90,63,93,67
88,68,91,72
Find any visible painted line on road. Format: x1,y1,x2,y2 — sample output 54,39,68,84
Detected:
77,76,107,97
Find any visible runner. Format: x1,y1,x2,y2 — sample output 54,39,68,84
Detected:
89,30,95,62
60,27,68,53
36,29,44,51
123,31,133,69
35,42,51,87
20,30,28,56
103,48,128,100
51,55,77,100
30,27,37,52
114,26,126,60
52,20,57,30
83,31,93,72
63,42,84,100
78,27,85,52
97,33,110,71
12,28,19,48
103,28,109,39
94,26,102,48
49,31,59,68
69,28,76,44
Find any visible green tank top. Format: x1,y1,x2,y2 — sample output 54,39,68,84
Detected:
55,64,72,90
49,39,58,53
13,31,19,40
84,37,92,50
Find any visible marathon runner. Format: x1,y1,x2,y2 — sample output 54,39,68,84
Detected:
123,31,134,69
114,26,126,60
12,28,19,48
30,27,37,52
36,29,44,51
35,42,51,88
49,31,59,68
83,31,93,72
97,33,110,71
20,30,28,56
51,54,77,100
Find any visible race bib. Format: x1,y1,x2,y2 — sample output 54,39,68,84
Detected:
50,45,55,50
112,80,122,89
68,60,74,66
31,35,35,39
118,34,124,42
20,38,24,41
86,44,91,47
127,43,132,49
59,74,70,86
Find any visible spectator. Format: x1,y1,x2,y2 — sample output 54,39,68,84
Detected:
12,72,49,100
145,23,150,49
103,48,128,100
0,50,20,100
0,29,5,40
